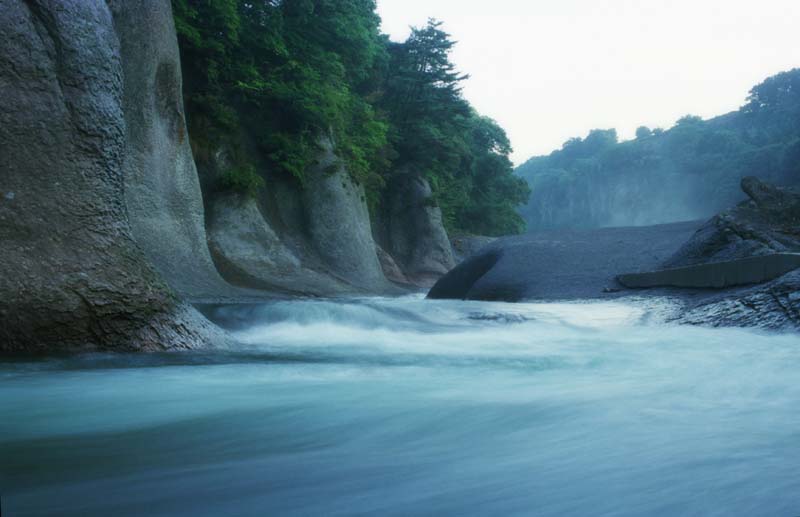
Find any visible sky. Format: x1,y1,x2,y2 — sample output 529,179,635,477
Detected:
376,0,800,165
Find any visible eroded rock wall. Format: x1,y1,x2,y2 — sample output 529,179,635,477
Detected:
199,137,403,295
0,0,219,352
109,0,232,299
375,174,456,287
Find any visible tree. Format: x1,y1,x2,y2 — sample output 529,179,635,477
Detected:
636,126,652,139
173,4,530,235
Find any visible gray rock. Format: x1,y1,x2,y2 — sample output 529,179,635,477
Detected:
109,0,232,299
451,235,497,263
376,173,456,286
195,134,405,296
376,245,410,285
673,270,800,331
428,221,703,301
665,177,800,268
303,138,389,291
0,0,220,352
207,192,353,295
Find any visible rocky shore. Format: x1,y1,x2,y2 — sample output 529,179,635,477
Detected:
429,178,800,331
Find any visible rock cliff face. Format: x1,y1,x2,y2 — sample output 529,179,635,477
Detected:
302,140,388,290
0,0,220,352
109,0,232,299
206,192,353,295
0,0,459,352
197,139,456,294
374,174,456,286
197,137,397,295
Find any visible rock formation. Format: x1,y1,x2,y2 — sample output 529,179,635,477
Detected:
0,0,221,352
197,137,404,295
660,177,800,329
302,139,388,290
374,173,456,286
206,192,353,295
664,177,800,268
674,270,800,330
429,176,800,331
109,0,233,299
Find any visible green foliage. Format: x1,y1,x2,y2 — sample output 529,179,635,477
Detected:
379,20,527,235
516,69,800,230
219,164,265,198
173,3,528,236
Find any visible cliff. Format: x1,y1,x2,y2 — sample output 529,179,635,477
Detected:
516,72,800,232
0,0,457,352
0,0,222,352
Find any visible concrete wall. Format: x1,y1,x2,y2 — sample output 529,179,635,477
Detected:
617,253,800,289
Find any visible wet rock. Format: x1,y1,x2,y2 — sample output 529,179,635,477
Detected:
376,245,410,285
673,270,800,331
451,235,497,263
206,192,353,295
303,138,390,291
375,173,456,286
0,0,220,352
109,0,233,299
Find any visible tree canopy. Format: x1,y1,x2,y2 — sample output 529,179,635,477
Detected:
173,2,528,236
516,68,800,231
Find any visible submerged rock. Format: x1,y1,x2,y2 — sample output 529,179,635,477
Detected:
0,0,220,352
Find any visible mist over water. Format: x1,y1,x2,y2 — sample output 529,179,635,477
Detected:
2,296,800,516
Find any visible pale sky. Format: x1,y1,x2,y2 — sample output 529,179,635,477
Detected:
376,0,800,165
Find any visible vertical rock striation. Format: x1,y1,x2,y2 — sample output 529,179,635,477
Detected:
0,0,220,352
375,173,456,286
109,0,232,299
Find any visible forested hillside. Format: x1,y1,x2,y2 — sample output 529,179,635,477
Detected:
516,69,800,230
172,0,528,236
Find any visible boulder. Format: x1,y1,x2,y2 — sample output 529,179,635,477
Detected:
109,0,232,299
664,177,800,268
376,174,456,286
0,0,220,352
428,221,702,301
451,235,497,263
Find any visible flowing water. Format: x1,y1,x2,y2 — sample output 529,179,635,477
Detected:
1,296,799,516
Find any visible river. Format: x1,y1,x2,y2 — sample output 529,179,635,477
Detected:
1,296,799,516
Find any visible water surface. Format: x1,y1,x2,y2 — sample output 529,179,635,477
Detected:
2,296,799,516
